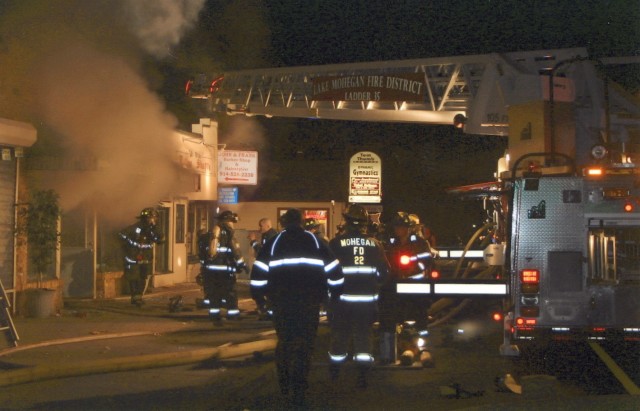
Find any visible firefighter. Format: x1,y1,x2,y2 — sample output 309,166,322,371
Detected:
304,217,329,245
198,210,246,323
248,217,278,256
118,207,164,306
409,213,424,239
248,217,278,320
327,204,390,388
250,208,343,406
378,211,434,365
305,217,331,318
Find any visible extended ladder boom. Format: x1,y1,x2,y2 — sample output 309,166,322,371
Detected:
198,47,638,137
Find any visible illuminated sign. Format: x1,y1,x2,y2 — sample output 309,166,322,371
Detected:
349,151,381,203
218,150,258,185
218,187,238,204
312,73,426,102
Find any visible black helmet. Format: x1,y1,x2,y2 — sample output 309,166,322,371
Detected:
304,218,320,230
280,208,303,228
391,211,412,227
138,207,158,220
217,210,238,223
343,204,368,225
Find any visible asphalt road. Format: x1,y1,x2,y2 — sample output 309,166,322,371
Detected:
1,284,638,410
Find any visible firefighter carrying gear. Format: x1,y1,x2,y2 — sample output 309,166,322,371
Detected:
250,208,344,405
119,207,164,306
327,204,390,385
198,210,246,322
379,211,433,365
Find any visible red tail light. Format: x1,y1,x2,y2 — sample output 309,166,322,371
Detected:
520,269,540,293
399,254,411,266
520,269,539,283
492,312,503,322
515,317,537,326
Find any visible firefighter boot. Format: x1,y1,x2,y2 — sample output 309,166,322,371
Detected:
379,332,396,365
355,368,368,389
329,364,340,381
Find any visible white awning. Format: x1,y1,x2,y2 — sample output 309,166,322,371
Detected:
0,117,37,147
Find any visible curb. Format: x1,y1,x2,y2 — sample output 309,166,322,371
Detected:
0,337,277,387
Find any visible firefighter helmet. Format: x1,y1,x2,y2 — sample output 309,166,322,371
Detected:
217,210,238,223
304,218,320,230
343,204,369,225
138,207,158,220
391,211,412,227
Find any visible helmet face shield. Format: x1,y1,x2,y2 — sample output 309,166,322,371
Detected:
217,210,238,223
304,218,320,230
139,207,158,223
343,204,369,225
391,211,412,227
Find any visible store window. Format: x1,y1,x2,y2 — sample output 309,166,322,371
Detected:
278,208,330,237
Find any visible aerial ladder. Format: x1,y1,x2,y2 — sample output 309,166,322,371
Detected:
194,47,638,140
193,48,640,361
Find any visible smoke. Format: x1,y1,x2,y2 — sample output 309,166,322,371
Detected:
0,0,206,224
36,41,181,221
219,116,269,199
122,0,206,58
221,116,267,150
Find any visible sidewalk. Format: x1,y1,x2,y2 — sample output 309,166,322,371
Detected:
0,281,276,387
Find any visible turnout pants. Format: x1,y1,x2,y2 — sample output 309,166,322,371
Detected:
124,261,150,304
271,301,321,399
329,301,377,366
202,269,238,319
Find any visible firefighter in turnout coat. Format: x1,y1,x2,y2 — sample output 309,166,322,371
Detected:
379,211,434,365
198,210,246,322
250,209,343,406
327,204,390,388
119,207,164,306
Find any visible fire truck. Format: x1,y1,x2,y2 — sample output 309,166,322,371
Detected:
193,48,640,356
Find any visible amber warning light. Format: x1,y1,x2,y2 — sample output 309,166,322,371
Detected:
586,167,603,176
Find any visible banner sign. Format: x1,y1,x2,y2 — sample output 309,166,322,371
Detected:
218,150,258,185
176,136,214,175
312,73,426,102
349,151,382,203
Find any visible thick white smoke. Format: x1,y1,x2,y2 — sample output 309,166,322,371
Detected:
123,0,206,58
0,0,206,224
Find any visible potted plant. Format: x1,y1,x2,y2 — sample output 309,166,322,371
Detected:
16,189,61,316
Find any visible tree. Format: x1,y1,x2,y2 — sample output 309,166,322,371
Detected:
17,189,61,287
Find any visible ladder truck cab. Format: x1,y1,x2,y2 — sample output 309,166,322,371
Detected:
195,47,640,355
